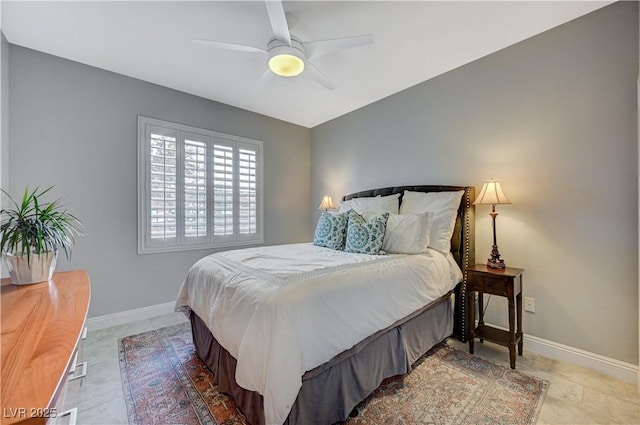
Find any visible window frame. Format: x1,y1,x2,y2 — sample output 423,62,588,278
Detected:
137,116,263,254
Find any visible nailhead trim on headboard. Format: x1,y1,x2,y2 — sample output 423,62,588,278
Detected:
459,187,475,342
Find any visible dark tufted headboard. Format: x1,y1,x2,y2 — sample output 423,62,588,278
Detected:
342,185,475,341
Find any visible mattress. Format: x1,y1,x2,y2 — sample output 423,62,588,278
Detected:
175,242,462,425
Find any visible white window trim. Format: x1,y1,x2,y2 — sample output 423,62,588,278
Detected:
137,116,264,254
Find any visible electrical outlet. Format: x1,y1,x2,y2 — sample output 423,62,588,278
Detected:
524,297,535,313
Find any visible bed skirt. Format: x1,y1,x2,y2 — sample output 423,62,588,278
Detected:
190,294,453,425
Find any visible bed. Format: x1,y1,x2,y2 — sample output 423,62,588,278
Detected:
176,185,475,425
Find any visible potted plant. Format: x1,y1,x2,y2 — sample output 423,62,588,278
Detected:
0,186,83,285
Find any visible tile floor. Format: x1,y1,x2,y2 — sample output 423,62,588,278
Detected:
66,312,639,424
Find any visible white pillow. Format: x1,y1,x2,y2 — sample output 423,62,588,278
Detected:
339,193,400,214
379,212,433,254
399,190,464,253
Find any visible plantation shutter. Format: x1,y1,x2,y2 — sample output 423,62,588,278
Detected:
138,116,262,254
212,143,235,240
238,145,258,238
183,133,209,242
146,125,178,247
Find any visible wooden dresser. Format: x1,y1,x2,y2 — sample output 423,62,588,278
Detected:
1,270,91,425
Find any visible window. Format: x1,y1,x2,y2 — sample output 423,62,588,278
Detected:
138,116,263,253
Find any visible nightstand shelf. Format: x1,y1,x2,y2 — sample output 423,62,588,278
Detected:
466,264,524,369
473,324,522,347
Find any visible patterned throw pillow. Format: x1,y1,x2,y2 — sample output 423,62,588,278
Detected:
345,210,389,255
313,212,349,250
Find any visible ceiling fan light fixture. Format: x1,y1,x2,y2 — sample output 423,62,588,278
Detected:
267,37,306,77
269,53,305,77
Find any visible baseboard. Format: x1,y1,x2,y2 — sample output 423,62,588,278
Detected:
86,301,176,331
485,322,638,385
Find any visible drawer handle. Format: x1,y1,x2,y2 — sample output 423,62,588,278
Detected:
68,351,79,374
57,407,77,425
68,362,87,381
81,327,88,340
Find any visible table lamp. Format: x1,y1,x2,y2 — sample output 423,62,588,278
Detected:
474,178,511,268
318,195,336,211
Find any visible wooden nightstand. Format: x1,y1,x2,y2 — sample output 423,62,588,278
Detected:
466,264,525,369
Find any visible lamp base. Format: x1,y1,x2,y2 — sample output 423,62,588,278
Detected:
486,244,506,269
487,259,506,269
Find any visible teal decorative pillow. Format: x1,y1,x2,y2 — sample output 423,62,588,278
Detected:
313,212,349,250
345,210,389,255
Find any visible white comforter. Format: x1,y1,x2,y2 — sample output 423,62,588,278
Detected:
175,243,462,425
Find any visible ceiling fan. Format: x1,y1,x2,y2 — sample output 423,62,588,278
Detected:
192,0,373,90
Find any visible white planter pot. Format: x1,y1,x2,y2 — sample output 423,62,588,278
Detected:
3,252,57,285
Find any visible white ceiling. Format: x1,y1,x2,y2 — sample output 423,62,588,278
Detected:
2,1,611,128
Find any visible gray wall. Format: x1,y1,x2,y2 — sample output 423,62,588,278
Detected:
1,32,8,210
8,46,312,318
311,2,638,364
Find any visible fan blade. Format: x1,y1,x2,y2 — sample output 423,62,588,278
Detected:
305,62,336,91
264,0,291,46
256,69,275,90
303,35,373,59
192,39,266,54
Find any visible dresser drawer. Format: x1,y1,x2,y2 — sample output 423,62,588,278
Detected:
470,274,510,296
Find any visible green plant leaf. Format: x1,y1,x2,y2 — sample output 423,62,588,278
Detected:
0,186,84,263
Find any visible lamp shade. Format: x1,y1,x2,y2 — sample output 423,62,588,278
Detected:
474,178,511,205
318,195,336,211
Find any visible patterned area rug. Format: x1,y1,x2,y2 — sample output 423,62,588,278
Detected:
119,322,548,425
